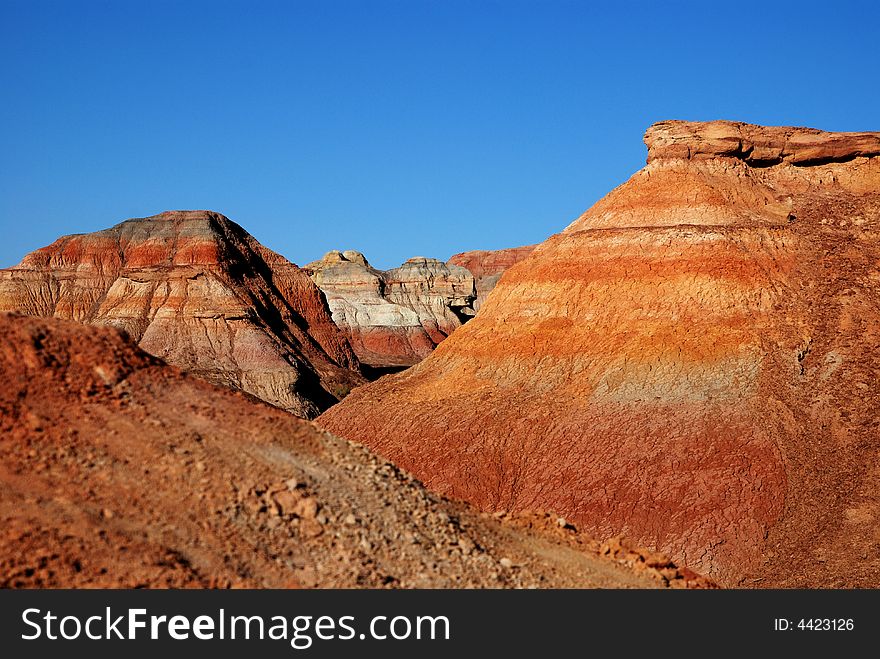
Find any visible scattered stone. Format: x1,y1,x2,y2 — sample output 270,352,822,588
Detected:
293,497,319,520
458,537,475,555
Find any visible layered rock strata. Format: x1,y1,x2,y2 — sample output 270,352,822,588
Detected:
0,211,363,418
305,250,476,367
320,120,880,587
448,245,536,310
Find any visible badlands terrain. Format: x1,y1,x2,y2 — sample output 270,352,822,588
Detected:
0,212,529,401
303,247,535,368
2,119,878,589
0,312,709,588
0,211,363,418
448,245,536,311
304,250,476,369
321,120,880,588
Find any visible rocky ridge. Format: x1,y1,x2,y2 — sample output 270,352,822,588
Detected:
448,245,536,310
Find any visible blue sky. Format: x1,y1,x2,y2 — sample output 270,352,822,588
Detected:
1,0,878,269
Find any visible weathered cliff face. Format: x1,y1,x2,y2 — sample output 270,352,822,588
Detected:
320,120,880,587
448,245,536,310
305,250,476,368
0,312,710,588
0,211,364,418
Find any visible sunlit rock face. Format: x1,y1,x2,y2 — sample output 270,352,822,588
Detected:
305,250,476,368
320,120,880,587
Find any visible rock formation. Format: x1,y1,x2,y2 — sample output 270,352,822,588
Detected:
304,250,476,368
0,312,712,588
448,245,536,310
320,120,880,587
0,211,364,418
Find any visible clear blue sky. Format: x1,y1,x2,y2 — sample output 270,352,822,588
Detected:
2,0,878,269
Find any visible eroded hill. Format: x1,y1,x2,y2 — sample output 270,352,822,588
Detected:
0,211,363,418
319,120,880,587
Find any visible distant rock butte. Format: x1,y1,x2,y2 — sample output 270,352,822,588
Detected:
448,245,537,310
305,247,535,368
0,211,364,418
0,312,712,588
304,250,477,368
320,120,880,587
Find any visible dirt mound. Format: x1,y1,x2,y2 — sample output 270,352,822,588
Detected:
0,312,706,588
319,120,880,587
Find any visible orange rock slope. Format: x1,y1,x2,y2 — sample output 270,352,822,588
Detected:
0,211,363,418
320,120,880,587
0,312,709,589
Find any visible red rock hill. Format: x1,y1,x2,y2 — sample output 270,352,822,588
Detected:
448,245,536,310
320,120,880,587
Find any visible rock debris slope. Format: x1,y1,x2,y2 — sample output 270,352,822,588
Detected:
0,211,363,418
0,312,711,589
320,120,880,587
305,250,476,368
